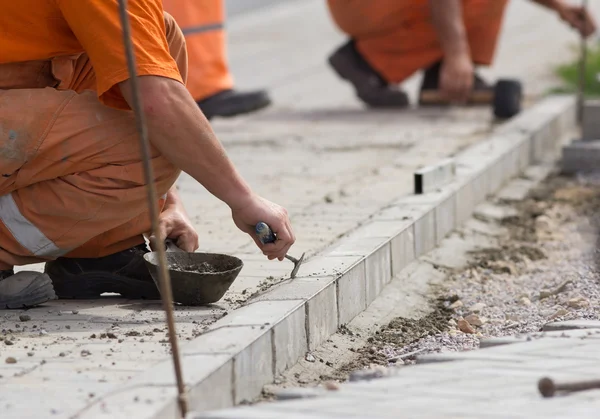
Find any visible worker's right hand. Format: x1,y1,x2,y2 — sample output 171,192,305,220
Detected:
439,53,474,103
230,194,295,261
557,4,597,38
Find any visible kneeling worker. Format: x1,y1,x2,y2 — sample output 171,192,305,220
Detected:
0,1,294,308
326,0,596,107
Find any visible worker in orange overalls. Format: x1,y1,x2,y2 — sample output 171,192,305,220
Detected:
326,0,596,107
0,1,295,309
163,0,271,119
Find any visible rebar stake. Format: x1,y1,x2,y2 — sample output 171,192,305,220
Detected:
577,0,589,126
116,0,188,416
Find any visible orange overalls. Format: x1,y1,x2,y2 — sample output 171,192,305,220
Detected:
327,0,509,83
0,4,185,270
163,0,234,101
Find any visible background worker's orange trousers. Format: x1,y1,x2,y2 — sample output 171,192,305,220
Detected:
0,13,186,270
163,0,234,101
327,0,509,83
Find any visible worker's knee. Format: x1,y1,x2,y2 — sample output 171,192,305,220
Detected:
163,12,188,83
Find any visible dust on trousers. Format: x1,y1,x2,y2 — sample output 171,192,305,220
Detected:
0,13,186,270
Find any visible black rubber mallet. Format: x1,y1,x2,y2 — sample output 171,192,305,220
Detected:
255,222,305,278
420,78,523,119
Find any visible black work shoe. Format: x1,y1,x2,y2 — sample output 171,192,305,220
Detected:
419,60,493,105
45,244,160,300
328,40,409,108
0,270,57,309
197,89,272,119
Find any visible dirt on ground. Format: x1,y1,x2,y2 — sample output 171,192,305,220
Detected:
260,172,600,400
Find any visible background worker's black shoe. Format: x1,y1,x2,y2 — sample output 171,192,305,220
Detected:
0,270,57,309
419,60,493,106
197,89,272,120
45,244,160,300
328,40,409,108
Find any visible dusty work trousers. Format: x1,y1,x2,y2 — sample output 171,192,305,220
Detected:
0,13,187,270
163,0,234,101
327,0,509,83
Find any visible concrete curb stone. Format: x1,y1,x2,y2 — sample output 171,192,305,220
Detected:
78,96,576,419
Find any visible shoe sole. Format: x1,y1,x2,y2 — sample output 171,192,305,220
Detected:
329,51,409,108
1,273,57,310
46,268,160,300
203,96,272,119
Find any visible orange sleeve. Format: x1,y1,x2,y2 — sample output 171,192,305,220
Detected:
56,0,183,109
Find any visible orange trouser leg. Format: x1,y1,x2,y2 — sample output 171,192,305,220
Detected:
163,0,234,101
327,0,509,84
0,13,187,269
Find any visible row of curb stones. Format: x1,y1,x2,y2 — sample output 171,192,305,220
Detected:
76,96,576,419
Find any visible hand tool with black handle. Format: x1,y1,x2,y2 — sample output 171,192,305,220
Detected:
255,222,305,279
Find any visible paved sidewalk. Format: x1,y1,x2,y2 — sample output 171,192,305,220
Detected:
1,1,598,418
196,321,600,419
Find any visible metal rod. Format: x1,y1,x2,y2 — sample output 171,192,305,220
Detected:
116,1,188,416
577,0,589,125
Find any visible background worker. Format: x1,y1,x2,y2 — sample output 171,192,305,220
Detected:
163,0,272,119
326,0,597,108
0,1,294,309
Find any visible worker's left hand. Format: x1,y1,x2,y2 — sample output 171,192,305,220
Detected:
150,203,199,253
558,4,597,38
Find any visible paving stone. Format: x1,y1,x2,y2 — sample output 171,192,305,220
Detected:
233,331,273,404
337,261,367,325
273,305,307,374
496,178,534,202
522,164,554,182
214,300,304,328
327,237,387,257
181,326,268,356
455,181,476,225
390,225,415,277
435,194,456,243
349,220,412,240
365,243,392,305
413,209,436,257
185,360,234,413
295,255,362,279
582,99,600,140
562,140,600,174
306,281,338,350
414,158,456,194
474,202,519,222
543,320,600,332
421,234,474,270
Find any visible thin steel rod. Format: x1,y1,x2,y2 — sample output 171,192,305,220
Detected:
116,0,188,416
577,0,589,125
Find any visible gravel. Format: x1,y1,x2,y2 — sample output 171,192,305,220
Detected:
382,174,600,364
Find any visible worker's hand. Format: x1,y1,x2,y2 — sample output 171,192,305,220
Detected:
439,53,474,103
558,3,597,38
231,194,295,261
151,202,199,253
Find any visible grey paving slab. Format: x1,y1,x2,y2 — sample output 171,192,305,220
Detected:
201,333,600,419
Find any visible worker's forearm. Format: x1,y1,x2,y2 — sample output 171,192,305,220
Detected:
120,76,254,210
429,0,470,58
529,0,564,11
